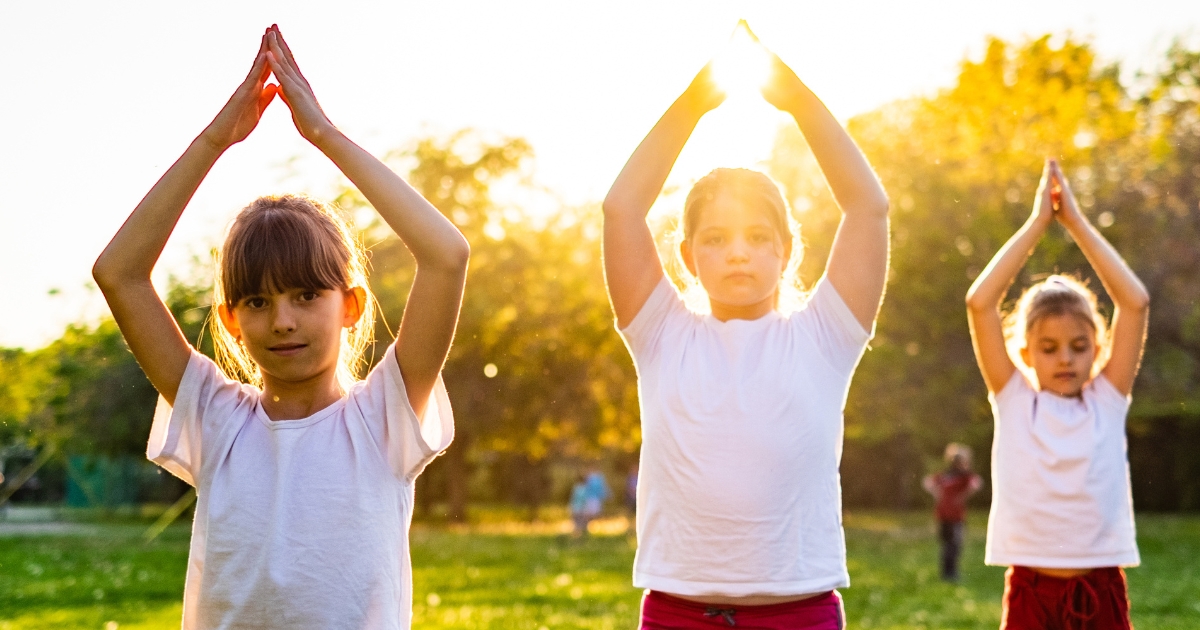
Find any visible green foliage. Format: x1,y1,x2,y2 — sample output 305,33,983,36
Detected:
335,131,640,517
3,513,1198,628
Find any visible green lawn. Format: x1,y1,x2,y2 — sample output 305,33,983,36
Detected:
1,512,1197,629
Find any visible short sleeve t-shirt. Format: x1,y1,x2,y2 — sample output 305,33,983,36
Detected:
146,343,453,629
985,371,1139,568
619,277,871,597
931,470,981,523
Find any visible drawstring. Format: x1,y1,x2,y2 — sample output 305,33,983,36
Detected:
704,606,737,626
1060,574,1099,630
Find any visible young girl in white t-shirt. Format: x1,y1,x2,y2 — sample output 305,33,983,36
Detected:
92,26,468,629
603,40,889,629
966,159,1148,630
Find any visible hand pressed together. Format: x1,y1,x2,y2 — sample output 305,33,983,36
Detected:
199,28,280,152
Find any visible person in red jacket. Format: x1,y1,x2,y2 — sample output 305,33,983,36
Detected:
923,443,984,582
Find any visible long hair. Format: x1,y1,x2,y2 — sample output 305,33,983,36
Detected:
209,194,376,390
674,168,806,313
1003,274,1110,375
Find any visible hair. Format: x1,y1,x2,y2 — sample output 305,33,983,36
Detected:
943,443,972,464
209,194,376,390
1002,274,1110,375
675,168,805,312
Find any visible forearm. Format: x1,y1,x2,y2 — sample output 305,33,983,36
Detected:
93,137,223,286
966,217,1048,310
312,128,469,272
783,83,888,218
602,96,705,220
1061,217,1149,310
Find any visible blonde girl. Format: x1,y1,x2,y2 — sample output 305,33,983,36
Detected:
92,27,468,629
603,39,889,629
966,159,1148,630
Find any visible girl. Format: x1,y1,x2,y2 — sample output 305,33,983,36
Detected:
966,159,1148,630
92,27,469,629
603,39,889,629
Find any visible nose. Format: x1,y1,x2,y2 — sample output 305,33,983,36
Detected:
271,303,297,334
726,236,751,262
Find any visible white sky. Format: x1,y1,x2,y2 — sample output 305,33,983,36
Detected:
1,0,1198,349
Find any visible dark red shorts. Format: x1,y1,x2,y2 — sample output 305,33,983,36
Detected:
640,590,844,629
1001,566,1132,630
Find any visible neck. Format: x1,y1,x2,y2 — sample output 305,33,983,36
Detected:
260,368,344,421
709,296,776,322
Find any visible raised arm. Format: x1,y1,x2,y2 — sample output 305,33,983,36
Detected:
965,160,1057,393
602,64,724,328
92,31,278,404
759,47,889,330
266,27,468,417
1049,162,1149,396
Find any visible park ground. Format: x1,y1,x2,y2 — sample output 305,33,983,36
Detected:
1,510,1197,629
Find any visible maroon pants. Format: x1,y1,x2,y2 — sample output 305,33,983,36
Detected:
1001,566,1132,630
640,590,844,629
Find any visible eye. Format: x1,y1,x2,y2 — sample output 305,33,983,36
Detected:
244,296,267,309
704,235,724,245
750,231,772,243
299,291,320,302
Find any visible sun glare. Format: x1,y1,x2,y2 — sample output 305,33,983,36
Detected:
712,20,772,100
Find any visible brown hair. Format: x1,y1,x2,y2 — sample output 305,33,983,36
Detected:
1003,274,1110,373
677,168,805,311
211,194,376,389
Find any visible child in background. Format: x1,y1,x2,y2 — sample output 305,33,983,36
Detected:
966,159,1148,629
923,443,983,583
92,27,468,629
603,31,889,629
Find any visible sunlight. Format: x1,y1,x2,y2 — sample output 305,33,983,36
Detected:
711,20,772,101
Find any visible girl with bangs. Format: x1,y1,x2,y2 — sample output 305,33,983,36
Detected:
603,38,889,629
92,26,468,629
967,159,1148,630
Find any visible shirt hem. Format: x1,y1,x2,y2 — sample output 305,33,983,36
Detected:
985,552,1141,569
633,572,850,597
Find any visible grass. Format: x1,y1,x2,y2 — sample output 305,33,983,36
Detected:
1,511,1198,629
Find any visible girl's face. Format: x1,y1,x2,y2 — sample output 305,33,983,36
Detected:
219,286,364,388
681,194,790,321
1019,313,1098,397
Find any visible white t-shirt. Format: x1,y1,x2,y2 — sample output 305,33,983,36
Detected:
619,277,871,597
985,371,1139,568
147,343,453,630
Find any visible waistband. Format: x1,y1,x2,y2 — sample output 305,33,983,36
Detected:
647,590,839,614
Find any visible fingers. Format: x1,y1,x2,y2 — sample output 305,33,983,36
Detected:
269,25,313,89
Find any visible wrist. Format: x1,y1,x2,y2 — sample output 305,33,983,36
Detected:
303,120,342,149
192,131,230,160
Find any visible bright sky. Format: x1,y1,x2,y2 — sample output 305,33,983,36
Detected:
2,0,1198,349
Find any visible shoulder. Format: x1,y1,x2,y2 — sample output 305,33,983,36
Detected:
1086,373,1132,408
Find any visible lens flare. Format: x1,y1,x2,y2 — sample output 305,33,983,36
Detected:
712,20,771,99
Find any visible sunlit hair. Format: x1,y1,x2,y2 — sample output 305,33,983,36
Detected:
1003,274,1110,375
675,168,805,313
210,194,376,390
944,443,971,465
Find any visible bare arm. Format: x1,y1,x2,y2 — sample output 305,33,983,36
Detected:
1050,162,1149,396
759,48,889,330
267,28,469,417
92,31,279,405
965,160,1058,393
602,64,724,328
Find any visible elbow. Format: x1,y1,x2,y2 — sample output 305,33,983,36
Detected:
964,288,991,313
1126,286,1151,313
91,254,123,293
443,235,471,274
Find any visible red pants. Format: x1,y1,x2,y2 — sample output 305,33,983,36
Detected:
640,590,844,629
1001,566,1132,630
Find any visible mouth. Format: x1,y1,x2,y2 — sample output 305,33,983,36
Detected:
267,343,307,356
725,272,755,282
1053,371,1077,380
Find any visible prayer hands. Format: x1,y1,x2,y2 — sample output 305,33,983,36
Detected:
200,28,279,151
680,62,726,117
265,25,335,144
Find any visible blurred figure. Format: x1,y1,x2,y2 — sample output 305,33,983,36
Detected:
569,467,610,538
923,443,983,582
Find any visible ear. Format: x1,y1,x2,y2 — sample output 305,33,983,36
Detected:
1018,344,1032,368
217,303,241,340
680,239,698,277
342,286,367,328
